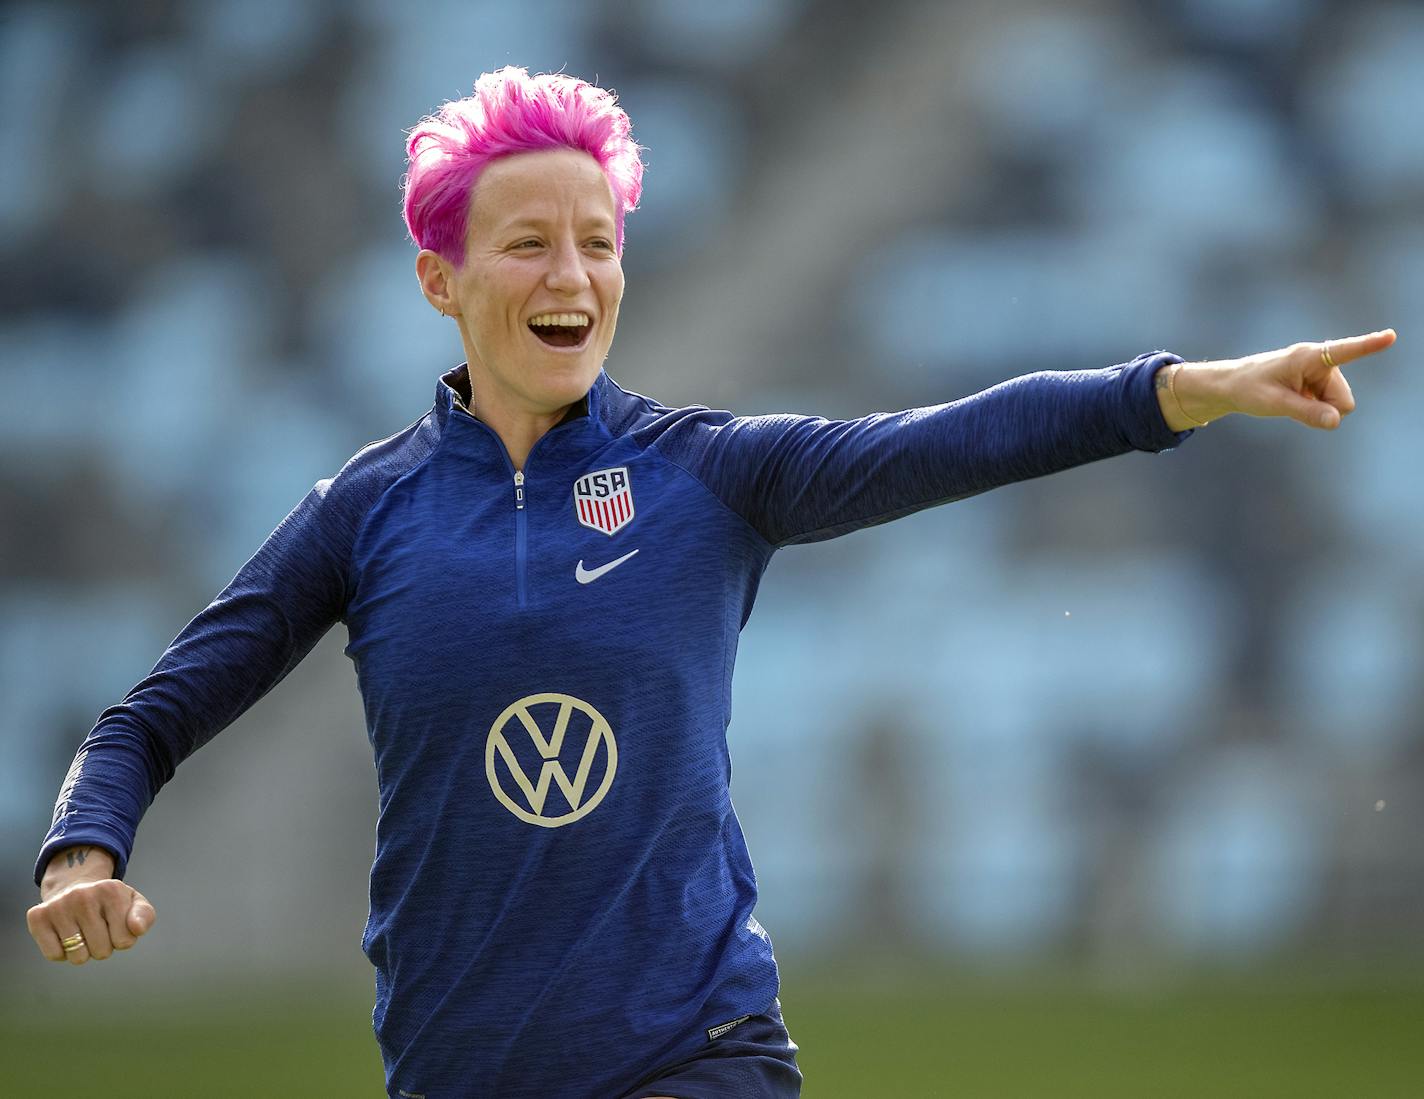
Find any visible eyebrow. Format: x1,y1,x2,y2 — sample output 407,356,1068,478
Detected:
502,216,615,234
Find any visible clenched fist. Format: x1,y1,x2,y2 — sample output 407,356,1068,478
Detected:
27,845,155,965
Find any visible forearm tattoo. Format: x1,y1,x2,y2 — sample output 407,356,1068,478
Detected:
66,846,91,868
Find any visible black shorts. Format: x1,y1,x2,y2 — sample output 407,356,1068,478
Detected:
622,999,802,1098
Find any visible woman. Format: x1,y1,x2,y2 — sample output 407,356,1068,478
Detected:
26,66,1396,1098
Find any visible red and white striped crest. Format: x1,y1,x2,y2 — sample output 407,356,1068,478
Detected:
573,466,634,536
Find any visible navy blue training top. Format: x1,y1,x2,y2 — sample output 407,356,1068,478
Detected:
36,353,1191,1098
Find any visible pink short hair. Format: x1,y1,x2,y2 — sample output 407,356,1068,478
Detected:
403,67,645,267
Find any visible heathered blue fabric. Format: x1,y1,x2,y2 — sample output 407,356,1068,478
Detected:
36,351,1190,1098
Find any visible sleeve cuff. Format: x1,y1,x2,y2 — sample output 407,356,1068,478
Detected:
34,830,130,888
1122,349,1195,452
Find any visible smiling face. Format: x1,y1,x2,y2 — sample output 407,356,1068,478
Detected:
426,147,625,424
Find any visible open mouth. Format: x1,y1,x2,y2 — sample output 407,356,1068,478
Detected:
527,316,592,350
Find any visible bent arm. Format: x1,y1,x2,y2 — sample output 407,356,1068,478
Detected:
32,482,353,886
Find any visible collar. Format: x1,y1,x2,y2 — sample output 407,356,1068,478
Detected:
434,363,607,432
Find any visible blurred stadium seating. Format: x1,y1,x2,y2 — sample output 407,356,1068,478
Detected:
5,0,1421,1015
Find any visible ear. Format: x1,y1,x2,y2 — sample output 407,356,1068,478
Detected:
416,249,459,317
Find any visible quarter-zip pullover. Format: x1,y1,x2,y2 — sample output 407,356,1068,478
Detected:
36,352,1192,1098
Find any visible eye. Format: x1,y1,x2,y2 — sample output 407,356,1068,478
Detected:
588,239,614,251
513,239,542,249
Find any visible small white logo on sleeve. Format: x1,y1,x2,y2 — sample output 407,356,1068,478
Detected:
707,1014,752,1041
575,548,639,585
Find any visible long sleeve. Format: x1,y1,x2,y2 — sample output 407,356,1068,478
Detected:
32,480,354,885
651,351,1191,547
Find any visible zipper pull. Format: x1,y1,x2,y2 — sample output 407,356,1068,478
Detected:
514,470,525,510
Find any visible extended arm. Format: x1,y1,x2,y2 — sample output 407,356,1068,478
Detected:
662,350,1189,547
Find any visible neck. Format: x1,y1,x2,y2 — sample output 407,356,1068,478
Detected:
459,370,581,471
477,402,568,471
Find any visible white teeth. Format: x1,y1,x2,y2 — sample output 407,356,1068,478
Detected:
528,312,591,327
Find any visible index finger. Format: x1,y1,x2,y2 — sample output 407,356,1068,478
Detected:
25,904,67,963
1324,328,1398,367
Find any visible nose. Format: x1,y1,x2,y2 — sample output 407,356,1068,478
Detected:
545,239,591,295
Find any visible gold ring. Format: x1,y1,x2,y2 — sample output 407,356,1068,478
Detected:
1321,343,1337,369
61,933,86,953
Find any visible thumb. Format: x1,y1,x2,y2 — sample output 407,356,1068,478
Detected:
127,890,156,937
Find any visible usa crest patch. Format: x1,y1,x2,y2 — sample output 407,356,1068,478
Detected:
573,466,634,536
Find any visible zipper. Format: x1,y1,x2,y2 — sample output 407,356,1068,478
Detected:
513,470,527,608
453,390,587,611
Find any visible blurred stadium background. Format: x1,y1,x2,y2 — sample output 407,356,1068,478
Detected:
4,0,1423,1094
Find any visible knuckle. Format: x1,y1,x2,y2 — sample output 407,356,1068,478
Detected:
63,885,93,908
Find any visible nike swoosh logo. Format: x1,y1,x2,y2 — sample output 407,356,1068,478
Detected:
575,548,639,585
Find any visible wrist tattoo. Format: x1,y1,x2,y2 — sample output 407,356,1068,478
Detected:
66,846,91,868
